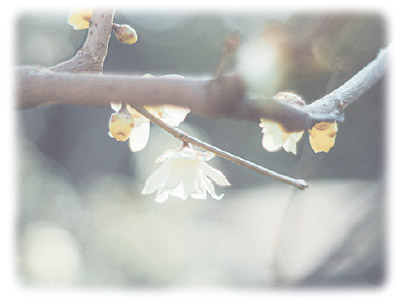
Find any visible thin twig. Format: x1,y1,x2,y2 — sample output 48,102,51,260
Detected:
134,106,310,190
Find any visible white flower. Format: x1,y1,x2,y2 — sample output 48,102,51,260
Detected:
142,145,230,203
109,74,190,152
260,92,305,155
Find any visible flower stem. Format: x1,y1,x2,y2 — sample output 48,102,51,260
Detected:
134,106,310,190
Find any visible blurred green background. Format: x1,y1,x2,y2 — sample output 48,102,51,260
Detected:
15,10,387,287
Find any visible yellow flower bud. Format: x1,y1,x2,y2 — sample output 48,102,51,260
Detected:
113,24,138,45
68,9,93,30
108,111,135,142
308,122,338,153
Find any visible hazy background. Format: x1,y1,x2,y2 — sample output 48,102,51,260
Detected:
15,10,387,288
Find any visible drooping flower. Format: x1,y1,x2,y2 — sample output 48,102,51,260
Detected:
142,144,230,203
68,9,93,30
108,108,135,142
259,92,339,154
260,92,305,155
109,102,151,152
308,121,338,153
109,74,190,152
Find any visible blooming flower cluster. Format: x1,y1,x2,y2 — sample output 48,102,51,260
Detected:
69,10,338,203
142,144,231,203
260,92,338,154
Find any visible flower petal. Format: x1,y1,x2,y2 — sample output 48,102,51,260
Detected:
161,105,190,127
129,121,150,152
155,189,170,203
156,149,174,163
176,147,197,159
68,9,93,30
199,151,215,162
144,106,163,118
183,170,203,195
190,171,208,200
142,162,171,194
200,173,224,200
199,161,230,186
163,160,196,190
309,122,338,153
170,183,188,200
309,132,336,153
127,105,148,120
156,147,196,162
260,120,285,152
282,131,303,155
111,102,121,112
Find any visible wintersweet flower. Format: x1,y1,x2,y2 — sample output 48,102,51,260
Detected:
260,92,305,155
308,121,338,153
110,102,151,152
142,144,231,203
109,74,190,152
68,9,93,30
108,109,135,142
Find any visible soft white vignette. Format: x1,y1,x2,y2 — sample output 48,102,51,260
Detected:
2,1,401,302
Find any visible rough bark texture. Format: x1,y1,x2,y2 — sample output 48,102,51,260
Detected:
49,9,115,73
15,44,388,131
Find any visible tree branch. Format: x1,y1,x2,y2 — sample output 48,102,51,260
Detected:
134,106,310,190
307,45,389,115
14,44,387,132
14,67,342,131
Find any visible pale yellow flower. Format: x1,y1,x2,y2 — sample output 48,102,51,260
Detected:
308,121,338,153
68,9,93,30
108,109,135,142
260,92,305,155
142,145,230,203
109,74,190,152
109,102,151,152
